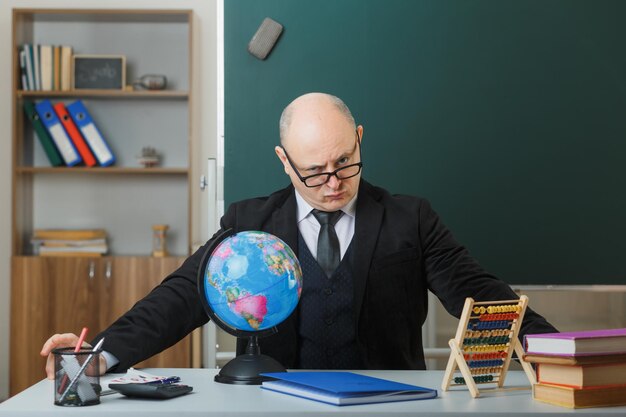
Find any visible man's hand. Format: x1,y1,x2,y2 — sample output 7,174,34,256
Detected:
40,333,107,379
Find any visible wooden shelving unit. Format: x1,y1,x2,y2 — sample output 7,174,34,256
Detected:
9,8,197,396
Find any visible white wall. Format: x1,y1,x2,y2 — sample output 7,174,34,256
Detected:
0,0,219,400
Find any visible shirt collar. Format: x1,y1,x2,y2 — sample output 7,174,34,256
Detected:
295,188,358,223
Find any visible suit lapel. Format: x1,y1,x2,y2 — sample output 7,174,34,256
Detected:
352,181,384,325
269,188,299,257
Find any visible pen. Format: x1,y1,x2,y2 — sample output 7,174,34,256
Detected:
148,376,181,385
58,338,105,404
58,327,89,394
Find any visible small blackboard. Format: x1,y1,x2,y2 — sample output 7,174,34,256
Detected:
72,55,126,90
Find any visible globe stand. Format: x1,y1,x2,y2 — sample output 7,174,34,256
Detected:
214,335,286,385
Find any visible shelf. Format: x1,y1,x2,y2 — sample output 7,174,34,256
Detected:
15,167,189,175
16,9,192,22
10,8,196,396
17,90,189,99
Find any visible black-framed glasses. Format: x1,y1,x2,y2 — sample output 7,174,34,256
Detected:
281,133,363,188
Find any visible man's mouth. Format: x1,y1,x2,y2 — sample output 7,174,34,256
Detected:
325,191,344,200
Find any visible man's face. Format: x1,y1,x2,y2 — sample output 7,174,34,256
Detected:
276,103,363,212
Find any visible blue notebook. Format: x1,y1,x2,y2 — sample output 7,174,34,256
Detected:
260,372,437,406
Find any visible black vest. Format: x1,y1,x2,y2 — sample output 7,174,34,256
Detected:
296,234,362,369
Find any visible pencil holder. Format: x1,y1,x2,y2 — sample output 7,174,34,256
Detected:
53,346,102,406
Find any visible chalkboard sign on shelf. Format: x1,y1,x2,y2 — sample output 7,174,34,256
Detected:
72,55,126,90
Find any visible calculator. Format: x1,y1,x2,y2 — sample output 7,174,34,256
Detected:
109,383,193,399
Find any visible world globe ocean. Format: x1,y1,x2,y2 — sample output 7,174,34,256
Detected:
202,231,303,333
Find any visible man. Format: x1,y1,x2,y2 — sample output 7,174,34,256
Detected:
42,92,557,376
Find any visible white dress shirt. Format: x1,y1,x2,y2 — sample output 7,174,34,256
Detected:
295,190,357,261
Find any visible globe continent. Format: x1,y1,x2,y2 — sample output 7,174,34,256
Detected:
203,231,303,333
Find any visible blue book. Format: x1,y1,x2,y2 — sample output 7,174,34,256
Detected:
66,100,115,166
260,372,437,406
35,99,81,166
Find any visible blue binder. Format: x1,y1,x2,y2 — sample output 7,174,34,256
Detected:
261,372,438,406
66,100,115,167
34,99,81,166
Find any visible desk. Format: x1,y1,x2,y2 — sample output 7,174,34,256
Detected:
1,369,625,416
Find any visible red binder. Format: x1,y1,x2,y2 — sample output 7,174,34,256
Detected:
53,102,97,167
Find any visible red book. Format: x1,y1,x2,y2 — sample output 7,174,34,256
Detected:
53,102,97,167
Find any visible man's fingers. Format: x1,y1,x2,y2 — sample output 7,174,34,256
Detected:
45,353,55,380
41,333,92,380
40,333,79,356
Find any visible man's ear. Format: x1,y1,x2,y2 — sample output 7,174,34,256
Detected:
275,146,290,175
357,125,364,144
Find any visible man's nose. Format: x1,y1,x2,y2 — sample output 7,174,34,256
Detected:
326,174,342,189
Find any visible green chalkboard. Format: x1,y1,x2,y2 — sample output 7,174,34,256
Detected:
225,0,626,285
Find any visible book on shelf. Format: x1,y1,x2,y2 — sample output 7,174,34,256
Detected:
525,328,626,356
19,47,29,91
23,100,64,167
19,43,73,91
32,43,41,91
40,251,104,257
53,46,61,90
60,46,72,91
34,238,107,247
32,229,108,256
39,45,53,91
260,372,437,406
54,102,97,167
66,100,116,167
38,245,107,256
35,99,82,166
23,44,35,92
33,229,107,241
533,382,626,409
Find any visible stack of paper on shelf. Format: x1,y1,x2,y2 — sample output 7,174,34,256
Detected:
524,328,626,408
32,229,108,256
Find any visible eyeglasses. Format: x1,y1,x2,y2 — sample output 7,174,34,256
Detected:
281,133,363,188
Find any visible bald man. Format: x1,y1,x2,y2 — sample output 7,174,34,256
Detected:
42,92,557,375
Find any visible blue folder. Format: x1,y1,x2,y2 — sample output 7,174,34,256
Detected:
260,372,437,406
66,100,116,167
35,99,81,166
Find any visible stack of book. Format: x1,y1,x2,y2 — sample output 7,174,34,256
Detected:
524,328,626,408
19,44,73,92
32,229,108,257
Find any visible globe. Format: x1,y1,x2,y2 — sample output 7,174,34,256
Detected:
199,230,303,336
197,229,303,384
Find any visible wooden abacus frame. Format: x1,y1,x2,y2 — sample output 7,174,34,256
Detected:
441,295,536,398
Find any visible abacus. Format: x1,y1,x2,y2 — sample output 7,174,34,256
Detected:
441,295,536,398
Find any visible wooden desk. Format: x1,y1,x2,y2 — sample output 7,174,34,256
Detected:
1,369,625,416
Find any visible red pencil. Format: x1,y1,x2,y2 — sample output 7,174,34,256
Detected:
75,327,89,353
58,327,88,393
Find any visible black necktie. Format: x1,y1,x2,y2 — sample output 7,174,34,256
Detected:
312,209,343,278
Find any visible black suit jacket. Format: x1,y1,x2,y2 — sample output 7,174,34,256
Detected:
97,180,556,371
